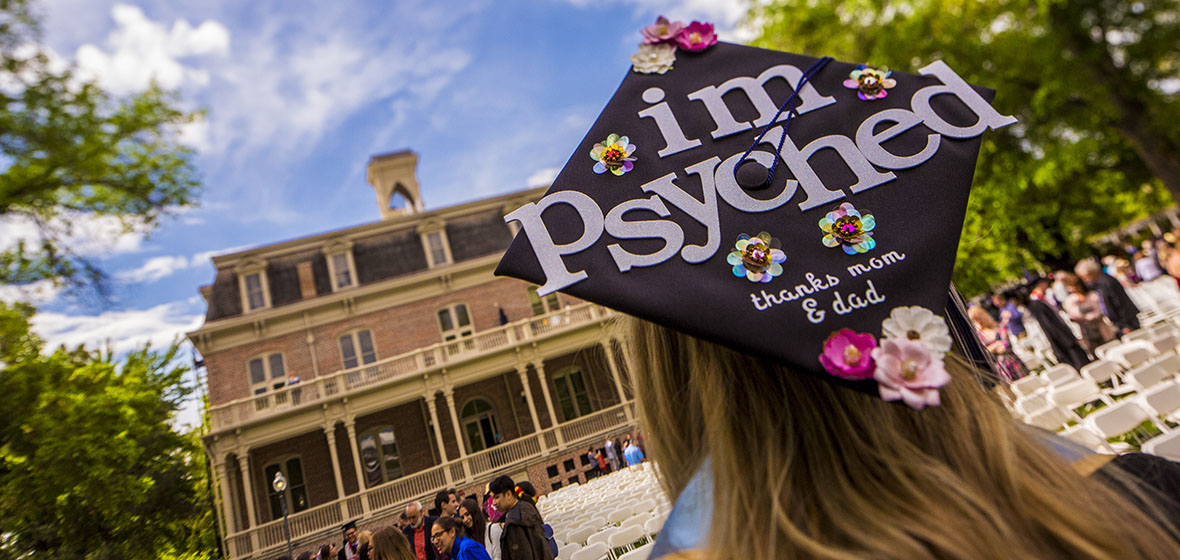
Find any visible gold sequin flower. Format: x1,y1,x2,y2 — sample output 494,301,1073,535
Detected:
842,65,896,101
820,202,876,255
727,232,786,283
589,133,637,176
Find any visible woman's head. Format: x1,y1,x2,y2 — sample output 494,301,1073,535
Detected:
967,306,996,329
358,529,371,545
625,316,1180,559
370,526,414,560
459,498,486,545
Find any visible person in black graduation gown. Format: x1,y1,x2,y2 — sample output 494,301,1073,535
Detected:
1076,260,1141,335
1026,279,1092,369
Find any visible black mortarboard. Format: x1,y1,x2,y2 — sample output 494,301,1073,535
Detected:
342,520,357,532
495,20,1015,409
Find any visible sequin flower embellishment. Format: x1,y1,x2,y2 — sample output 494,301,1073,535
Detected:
820,202,876,255
589,134,637,176
843,65,896,101
727,232,786,283
819,329,877,380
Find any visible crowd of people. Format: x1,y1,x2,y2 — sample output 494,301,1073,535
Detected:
967,239,1172,382
275,434,646,560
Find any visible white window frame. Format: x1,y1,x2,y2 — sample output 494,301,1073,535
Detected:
417,218,453,268
527,286,561,316
338,329,378,370
247,352,287,395
236,259,271,313
437,303,474,341
552,366,593,421
323,239,357,292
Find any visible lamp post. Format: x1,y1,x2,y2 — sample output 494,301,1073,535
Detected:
273,471,293,560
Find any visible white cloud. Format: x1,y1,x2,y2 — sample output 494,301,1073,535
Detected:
32,299,203,354
114,244,251,285
116,254,192,284
0,212,149,257
0,280,63,305
73,4,229,96
526,167,560,188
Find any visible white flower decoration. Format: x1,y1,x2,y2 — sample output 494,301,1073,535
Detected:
630,43,676,74
880,306,953,354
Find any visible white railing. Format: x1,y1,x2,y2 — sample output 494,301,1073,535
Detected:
209,303,614,432
224,402,636,559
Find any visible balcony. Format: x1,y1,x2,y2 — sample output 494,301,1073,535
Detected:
223,401,636,559
207,302,616,433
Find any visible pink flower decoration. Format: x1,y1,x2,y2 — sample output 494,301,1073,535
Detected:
675,21,717,52
641,16,686,44
871,339,951,410
819,329,876,380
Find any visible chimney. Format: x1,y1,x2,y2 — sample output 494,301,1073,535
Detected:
366,150,424,220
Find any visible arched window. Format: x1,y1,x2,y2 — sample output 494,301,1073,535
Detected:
461,398,500,453
357,427,403,488
552,366,592,421
263,456,309,520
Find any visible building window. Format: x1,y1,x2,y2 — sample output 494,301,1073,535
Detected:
248,353,287,395
422,230,452,267
339,329,377,370
358,427,403,488
461,399,500,453
553,366,592,421
243,272,268,310
264,457,309,520
527,287,561,316
328,252,355,290
437,304,474,342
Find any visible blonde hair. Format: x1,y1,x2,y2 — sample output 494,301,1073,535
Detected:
371,526,414,560
625,317,1180,559
358,529,372,545
967,306,996,329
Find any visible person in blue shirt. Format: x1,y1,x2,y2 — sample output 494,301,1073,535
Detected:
623,438,645,467
430,517,491,560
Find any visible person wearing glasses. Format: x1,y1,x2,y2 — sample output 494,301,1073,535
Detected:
431,517,492,560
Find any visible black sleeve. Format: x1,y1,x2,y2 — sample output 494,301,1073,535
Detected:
1093,453,1180,528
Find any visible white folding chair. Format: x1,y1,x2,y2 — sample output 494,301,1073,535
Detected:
586,530,613,550
607,507,631,525
1141,381,1180,424
608,524,650,555
643,516,665,539
1152,333,1180,355
1125,329,1156,343
1127,363,1172,391
1086,401,1155,452
1081,359,1122,386
1025,406,1069,431
570,542,609,560
1049,379,1110,418
1041,364,1080,387
1113,342,1157,369
1144,430,1180,461
1095,340,1123,360
617,544,653,560
1012,375,1048,397
1060,424,1115,453
567,525,597,546
557,543,582,560
1152,353,1180,376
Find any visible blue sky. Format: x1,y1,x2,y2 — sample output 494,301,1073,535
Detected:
6,0,752,357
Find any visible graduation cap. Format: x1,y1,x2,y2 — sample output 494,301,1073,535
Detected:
342,520,358,533
495,19,1015,409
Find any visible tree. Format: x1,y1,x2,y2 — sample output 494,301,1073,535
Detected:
0,302,217,559
0,0,200,295
749,0,1180,294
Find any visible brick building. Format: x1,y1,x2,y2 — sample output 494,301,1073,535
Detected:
191,151,638,559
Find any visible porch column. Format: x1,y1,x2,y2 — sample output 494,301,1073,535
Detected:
533,361,563,445
236,449,257,529
323,424,346,499
214,457,235,533
426,395,449,462
516,364,543,437
444,387,467,457
601,340,629,407
344,419,370,514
